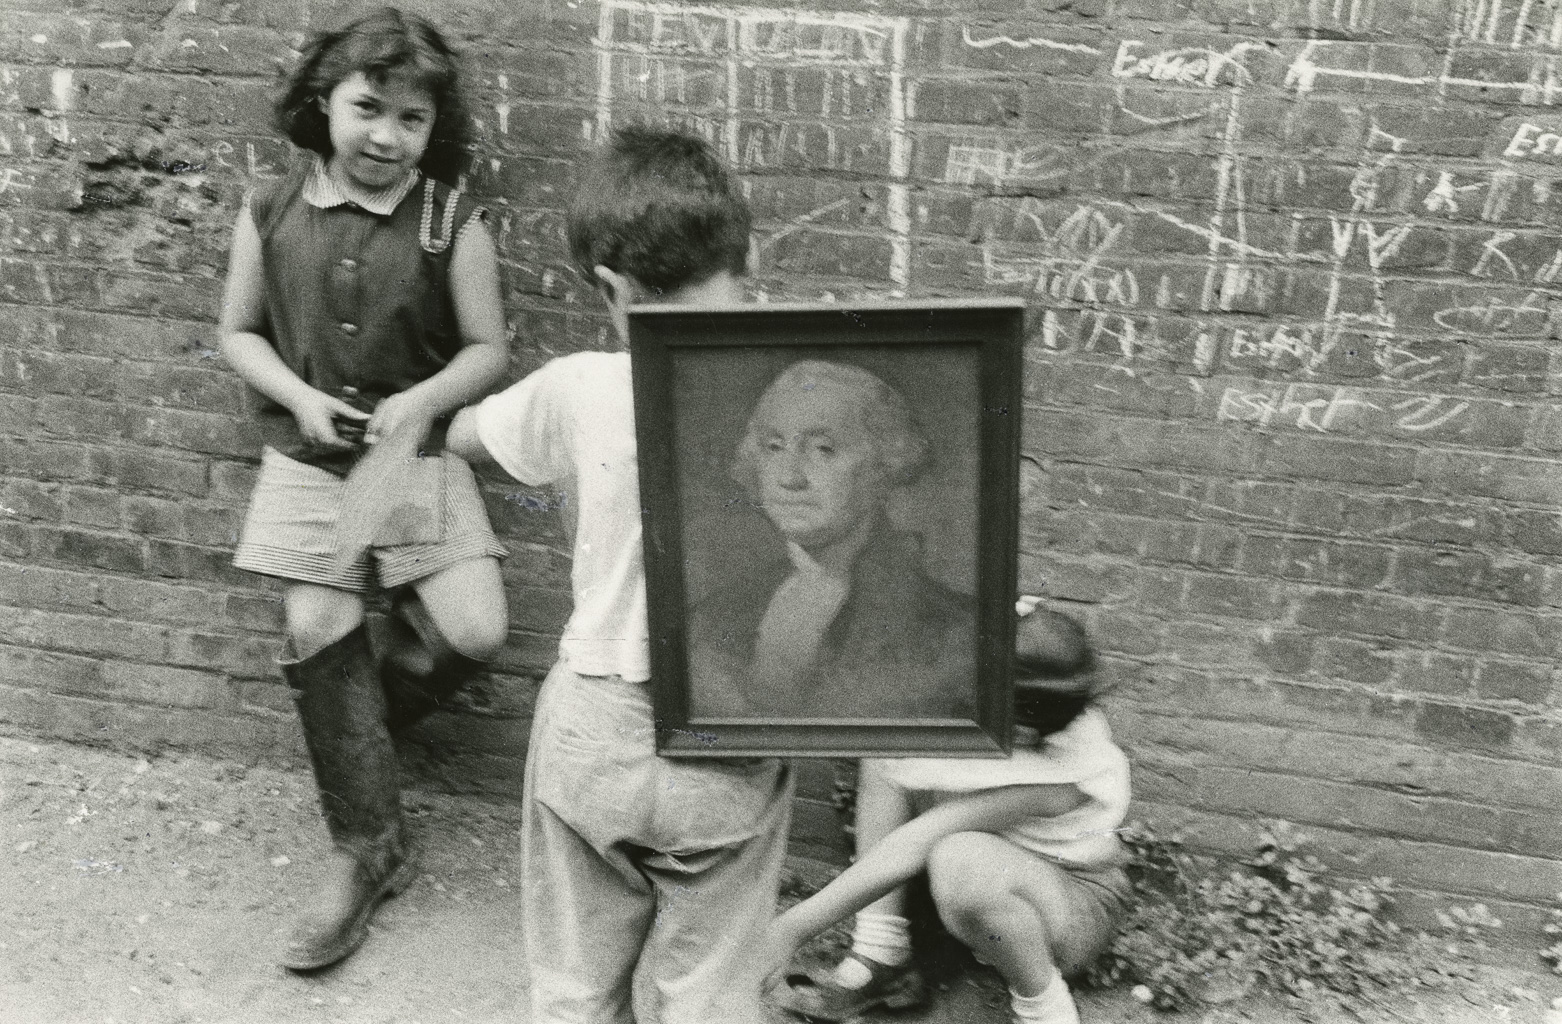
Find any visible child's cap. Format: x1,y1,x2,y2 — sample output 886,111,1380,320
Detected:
1012,601,1094,739
1014,601,1092,679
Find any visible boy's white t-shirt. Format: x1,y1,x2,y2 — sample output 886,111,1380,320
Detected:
867,708,1131,869
473,350,651,681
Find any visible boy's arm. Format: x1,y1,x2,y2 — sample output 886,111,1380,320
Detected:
218,208,368,449
444,406,493,467
365,221,509,443
761,783,1087,984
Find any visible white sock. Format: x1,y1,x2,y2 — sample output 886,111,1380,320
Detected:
1010,973,1078,1024
830,912,912,989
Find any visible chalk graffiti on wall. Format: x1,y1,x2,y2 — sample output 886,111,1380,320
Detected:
1285,39,1562,102
952,21,1562,413
961,26,1099,56
1217,382,1471,435
593,0,914,289
1111,39,1259,89
1454,0,1562,47
588,4,1562,413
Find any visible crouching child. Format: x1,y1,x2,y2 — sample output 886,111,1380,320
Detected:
763,600,1131,1024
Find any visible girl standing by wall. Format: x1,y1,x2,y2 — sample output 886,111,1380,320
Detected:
217,8,509,970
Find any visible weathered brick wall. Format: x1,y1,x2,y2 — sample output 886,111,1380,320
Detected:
4,0,1562,940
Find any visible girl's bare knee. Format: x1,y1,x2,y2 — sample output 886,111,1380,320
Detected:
413,560,507,660
927,833,991,887
928,833,1009,915
443,614,507,661
421,595,507,660
283,586,364,658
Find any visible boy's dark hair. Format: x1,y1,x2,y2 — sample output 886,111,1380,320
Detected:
274,7,473,185
567,125,751,295
1012,608,1096,739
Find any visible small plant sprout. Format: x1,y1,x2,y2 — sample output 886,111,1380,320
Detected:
1086,821,1428,1011
1542,893,1562,976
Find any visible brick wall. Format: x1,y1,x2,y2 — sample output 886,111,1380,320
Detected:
3,0,1561,942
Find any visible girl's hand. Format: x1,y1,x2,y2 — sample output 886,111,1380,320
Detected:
365,391,438,446
758,920,804,993
290,389,371,450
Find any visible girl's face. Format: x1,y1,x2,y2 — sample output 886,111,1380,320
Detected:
320,70,436,190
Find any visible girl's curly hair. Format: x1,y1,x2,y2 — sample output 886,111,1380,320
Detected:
274,7,474,186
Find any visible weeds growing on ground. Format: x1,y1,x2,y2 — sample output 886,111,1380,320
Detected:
1543,895,1562,976
1087,821,1441,1011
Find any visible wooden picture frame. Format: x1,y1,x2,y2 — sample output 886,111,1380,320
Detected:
629,298,1025,757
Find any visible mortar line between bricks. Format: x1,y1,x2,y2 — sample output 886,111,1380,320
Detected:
0,300,215,326
1123,715,1562,806
1114,683,1559,738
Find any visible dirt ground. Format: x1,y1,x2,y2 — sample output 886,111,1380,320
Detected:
2,734,1558,1024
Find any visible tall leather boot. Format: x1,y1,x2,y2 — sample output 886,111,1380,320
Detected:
279,625,417,971
379,591,488,733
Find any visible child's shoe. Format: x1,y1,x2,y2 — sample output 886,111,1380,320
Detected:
772,951,928,1021
1009,974,1080,1024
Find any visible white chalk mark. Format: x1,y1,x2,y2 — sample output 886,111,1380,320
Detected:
1472,231,1520,278
1535,249,1562,284
1041,309,1060,348
1111,102,1217,128
0,168,33,194
759,197,853,249
1287,40,1562,102
1392,396,1469,432
962,25,1100,55
724,18,739,164
50,69,72,112
1422,171,1482,213
1112,40,1260,88
943,144,1011,186
594,1,910,284
1193,330,1216,373
1513,0,1536,45
495,73,511,136
594,2,617,140
1217,383,1383,433
886,23,910,294
1149,209,1309,262
96,40,132,50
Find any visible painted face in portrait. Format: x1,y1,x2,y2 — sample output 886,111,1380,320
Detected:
752,379,891,550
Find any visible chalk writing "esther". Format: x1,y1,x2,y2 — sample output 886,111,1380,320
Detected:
1110,40,1254,87
1502,123,1562,160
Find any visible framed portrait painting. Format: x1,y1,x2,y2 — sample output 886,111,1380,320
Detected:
629,298,1026,757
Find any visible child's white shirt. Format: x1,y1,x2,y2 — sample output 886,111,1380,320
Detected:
866,708,1131,868
473,351,651,681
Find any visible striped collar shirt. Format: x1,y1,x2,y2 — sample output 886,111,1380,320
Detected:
300,155,419,215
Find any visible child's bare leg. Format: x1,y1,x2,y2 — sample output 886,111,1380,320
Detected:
774,763,928,1016
375,556,506,732
277,581,403,971
852,759,917,917
410,556,507,660
929,832,1114,1021
284,583,366,658
833,760,918,986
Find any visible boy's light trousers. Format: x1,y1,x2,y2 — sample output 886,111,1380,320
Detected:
520,664,794,1024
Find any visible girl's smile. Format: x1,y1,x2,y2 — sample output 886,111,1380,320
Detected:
319,71,435,192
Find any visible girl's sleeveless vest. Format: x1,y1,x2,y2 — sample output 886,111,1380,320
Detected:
247,162,482,472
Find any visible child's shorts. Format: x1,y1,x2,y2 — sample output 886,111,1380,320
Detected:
1059,858,1133,938
233,447,508,592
